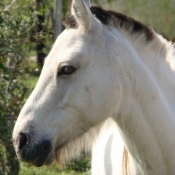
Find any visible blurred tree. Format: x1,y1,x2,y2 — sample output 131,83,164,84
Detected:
53,0,62,40
0,0,38,174
31,0,69,65
35,0,46,67
103,0,175,39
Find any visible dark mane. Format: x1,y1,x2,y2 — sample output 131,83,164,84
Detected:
64,6,154,42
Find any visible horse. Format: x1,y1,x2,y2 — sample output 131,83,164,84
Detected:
91,118,136,175
13,0,175,174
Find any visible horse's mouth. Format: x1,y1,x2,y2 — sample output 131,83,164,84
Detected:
15,140,54,167
32,143,54,167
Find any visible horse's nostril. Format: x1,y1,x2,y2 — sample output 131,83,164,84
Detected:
17,133,29,150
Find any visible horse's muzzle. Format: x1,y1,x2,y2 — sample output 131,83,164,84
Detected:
14,133,53,167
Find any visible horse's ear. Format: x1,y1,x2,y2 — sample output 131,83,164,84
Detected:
71,0,101,32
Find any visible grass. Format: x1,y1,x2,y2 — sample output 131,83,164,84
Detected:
19,162,90,175
23,61,40,89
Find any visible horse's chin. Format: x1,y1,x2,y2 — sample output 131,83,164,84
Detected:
32,153,54,167
54,126,99,167
45,154,55,165
54,137,91,167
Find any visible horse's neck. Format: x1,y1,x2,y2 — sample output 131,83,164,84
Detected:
112,32,175,174
123,30,175,108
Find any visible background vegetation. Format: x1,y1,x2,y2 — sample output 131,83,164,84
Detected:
104,0,175,39
0,0,175,174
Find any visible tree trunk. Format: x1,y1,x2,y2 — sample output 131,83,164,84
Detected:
53,0,62,41
35,0,46,67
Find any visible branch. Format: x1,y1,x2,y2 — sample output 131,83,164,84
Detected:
5,0,17,11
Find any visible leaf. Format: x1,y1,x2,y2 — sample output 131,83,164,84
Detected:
3,76,9,81
16,17,22,25
0,3,5,8
0,62,6,71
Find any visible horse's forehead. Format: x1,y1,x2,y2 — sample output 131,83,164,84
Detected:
56,29,90,49
47,29,93,63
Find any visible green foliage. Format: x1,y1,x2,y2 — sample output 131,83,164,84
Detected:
0,1,40,174
104,0,175,39
66,156,90,172
92,0,116,5
0,14,27,122
19,162,90,175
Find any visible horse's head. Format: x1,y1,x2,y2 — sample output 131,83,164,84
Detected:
13,0,122,167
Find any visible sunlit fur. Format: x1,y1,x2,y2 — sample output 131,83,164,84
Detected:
91,118,137,175
13,0,175,175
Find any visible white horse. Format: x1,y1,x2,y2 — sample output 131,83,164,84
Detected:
91,118,136,175
13,0,175,174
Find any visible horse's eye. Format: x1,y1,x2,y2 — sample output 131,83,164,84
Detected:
58,66,76,76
